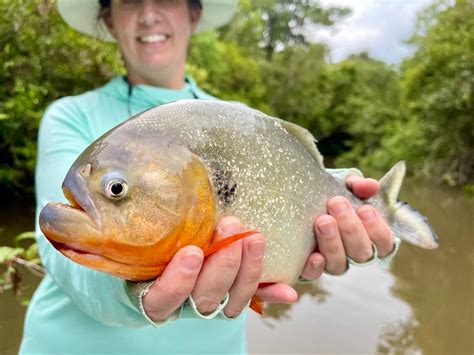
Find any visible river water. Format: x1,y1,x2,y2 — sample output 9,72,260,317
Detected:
1,181,472,354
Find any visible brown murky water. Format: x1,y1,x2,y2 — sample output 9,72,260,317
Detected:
1,181,473,354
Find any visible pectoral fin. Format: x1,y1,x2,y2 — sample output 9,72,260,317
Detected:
204,230,259,257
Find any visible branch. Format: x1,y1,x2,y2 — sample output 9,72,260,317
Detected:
12,256,45,277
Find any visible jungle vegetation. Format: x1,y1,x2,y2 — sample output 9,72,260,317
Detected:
0,0,472,202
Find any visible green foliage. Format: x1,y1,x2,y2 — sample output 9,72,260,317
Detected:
329,55,404,171
262,44,329,129
188,32,270,112
0,231,44,300
0,0,123,197
400,0,474,185
0,0,471,198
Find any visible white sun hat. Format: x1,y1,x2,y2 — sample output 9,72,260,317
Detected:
57,0,238,42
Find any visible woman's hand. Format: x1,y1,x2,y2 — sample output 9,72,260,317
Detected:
256,175,394,304
310,175,394,275
142,217,266,322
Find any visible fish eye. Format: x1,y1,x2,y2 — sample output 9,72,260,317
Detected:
102,173,129,200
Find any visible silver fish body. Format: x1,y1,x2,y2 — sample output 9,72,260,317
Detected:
88,100,437,283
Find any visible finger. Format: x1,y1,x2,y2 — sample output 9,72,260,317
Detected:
191,216,243,315
255,283,298,304
328,197,374,263
143,246,203,322
299,252,326,280
346,176,379,199
357,205,394,257
224,233,265,318
314,214,348,274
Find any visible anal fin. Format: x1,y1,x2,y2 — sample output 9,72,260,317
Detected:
250,294,264,315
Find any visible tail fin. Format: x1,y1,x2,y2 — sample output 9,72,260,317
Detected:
379,161,439,249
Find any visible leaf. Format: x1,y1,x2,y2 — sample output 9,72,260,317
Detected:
21,298,30,306
0,247,23,263
25,243,39,261
14,231,36,247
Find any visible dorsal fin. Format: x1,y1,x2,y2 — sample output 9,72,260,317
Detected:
379,161,406,206
278,119,325,168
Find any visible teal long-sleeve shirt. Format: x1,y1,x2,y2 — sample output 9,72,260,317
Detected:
20,76,248,354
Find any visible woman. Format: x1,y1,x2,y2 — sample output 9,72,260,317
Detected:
20,0,397,353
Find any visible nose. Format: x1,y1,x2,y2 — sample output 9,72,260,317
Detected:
138,1,162,26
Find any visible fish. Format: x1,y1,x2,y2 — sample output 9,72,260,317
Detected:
39,100,438,288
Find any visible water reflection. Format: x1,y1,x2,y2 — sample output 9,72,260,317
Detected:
0,203,36,355
247,263,413,354
377,318,421,354
262,282,328,323
247,182,473,354
381,182,474,354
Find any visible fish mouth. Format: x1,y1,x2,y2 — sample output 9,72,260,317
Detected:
39,169,103,253
50,240,99,257
49,239,165,281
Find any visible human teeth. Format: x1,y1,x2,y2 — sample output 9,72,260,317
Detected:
139,34,167,43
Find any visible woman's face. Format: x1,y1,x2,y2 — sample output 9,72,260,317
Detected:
104,0,201,87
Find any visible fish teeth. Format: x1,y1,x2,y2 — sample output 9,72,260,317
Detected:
139,34,167,43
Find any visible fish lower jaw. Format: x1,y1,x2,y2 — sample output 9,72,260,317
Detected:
49,240,99,257
53,244,166,281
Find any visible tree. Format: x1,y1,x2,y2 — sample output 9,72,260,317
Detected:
220,0,349,60
329,54,403,171
400,0,474,186
188,32,269,112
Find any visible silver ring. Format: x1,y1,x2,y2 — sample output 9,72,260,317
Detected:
377,237,401,265
322,259,350,276
188,293,230,320
347,242,378,266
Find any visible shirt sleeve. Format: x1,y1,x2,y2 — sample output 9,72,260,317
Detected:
35,99,150,327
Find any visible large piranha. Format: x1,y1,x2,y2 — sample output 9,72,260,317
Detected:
39,100,438,286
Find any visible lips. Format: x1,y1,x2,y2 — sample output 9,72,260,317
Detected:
50,240,94,256
137,33,169,44
62,169,102,231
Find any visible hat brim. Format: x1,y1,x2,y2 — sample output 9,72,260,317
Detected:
57,0,238,42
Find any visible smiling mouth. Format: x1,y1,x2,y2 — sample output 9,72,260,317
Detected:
138,34,169,44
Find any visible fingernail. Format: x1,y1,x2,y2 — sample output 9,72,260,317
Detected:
218,218,242,236
346,180,353,191
249,240,265,258
181,252,202,271
329,198,350,215
359,207,376,221
311,259,322,270
318,221,335,236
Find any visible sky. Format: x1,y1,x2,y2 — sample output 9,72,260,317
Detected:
308,0,434,64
